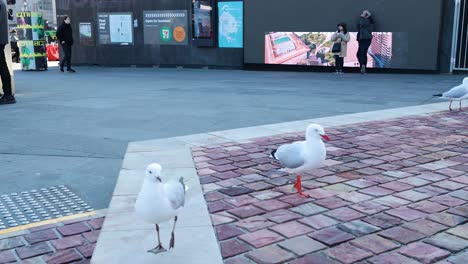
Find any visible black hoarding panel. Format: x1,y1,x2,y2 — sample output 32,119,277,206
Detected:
244,0,444,71
55,0,242,67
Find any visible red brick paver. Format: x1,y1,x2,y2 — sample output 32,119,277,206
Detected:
0,216,103,263
194,111,468,263
399,242,451,263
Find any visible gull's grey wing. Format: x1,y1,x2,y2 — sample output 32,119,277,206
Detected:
164,180,186,210
275,142,305,169
444,85,468,99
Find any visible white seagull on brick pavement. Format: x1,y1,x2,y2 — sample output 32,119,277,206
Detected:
271,124,330,198
433,77,468,111
135,163,188,254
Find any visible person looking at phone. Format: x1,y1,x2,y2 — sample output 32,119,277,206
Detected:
357,10,374,74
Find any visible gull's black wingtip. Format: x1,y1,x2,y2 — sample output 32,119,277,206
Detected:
270,149,277,159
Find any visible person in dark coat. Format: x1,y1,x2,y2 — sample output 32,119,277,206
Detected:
356,10,374,74
56,16,75,72
0,0,15,104
10,29,19,63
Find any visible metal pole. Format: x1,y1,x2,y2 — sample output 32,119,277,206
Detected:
463,0,468,69
451,0,461,72
458,0,465,69
51,0,57,27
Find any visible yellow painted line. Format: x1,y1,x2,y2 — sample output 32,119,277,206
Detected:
0,211,96,235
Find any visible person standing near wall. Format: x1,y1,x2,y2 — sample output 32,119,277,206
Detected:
331,23,350,74
56,16,75,73
357,10,374,74
10,29,19,63
0,0,15,104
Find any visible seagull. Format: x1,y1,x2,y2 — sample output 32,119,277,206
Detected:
271,124,330,198
433,77,468,111
135,163,187,254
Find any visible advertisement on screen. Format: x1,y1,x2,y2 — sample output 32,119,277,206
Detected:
265,32,408,68
143,10,188,45
98,13,133,45
192,0,213,39
218,1,243,48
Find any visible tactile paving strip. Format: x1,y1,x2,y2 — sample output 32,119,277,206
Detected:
0,185,93,230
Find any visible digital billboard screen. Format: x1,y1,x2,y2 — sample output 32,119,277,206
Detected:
218,1,243,48
192,0,213,39
192,0,215,46
265,32,407,68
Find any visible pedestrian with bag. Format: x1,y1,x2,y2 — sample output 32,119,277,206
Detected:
331,23,350,74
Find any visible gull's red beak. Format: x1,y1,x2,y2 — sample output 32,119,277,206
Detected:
321,135,331,141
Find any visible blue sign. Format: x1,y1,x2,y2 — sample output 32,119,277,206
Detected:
218,1,243,48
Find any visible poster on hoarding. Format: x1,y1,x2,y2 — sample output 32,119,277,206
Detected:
98,13,133,45
218,1,243,48
143,10,188,45
16,12,48,71
79,22,94,46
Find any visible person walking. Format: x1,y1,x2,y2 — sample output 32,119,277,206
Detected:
0,0,15,104
56,16,75,73
331,23,350,74
10,29,19,63
357,10,374,74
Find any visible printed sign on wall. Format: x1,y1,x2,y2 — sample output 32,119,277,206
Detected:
98,13,133,45
79,22,94,46
143,10,188,45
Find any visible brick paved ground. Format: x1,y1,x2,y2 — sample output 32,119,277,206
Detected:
0,215,103,264
193,111,468,264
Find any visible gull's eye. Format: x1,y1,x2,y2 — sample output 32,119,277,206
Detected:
149,171,152,174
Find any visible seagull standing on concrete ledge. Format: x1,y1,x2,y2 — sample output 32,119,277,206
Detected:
433,77,468,111
135,163,187,254
271,124,330,198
